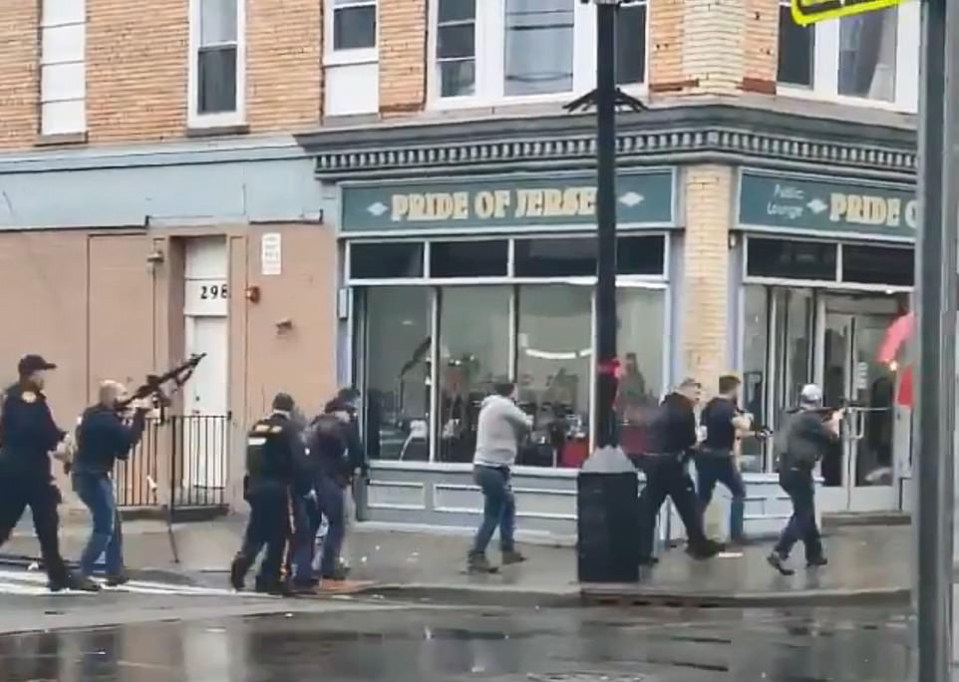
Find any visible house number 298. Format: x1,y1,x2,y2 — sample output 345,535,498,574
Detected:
200,284,228,300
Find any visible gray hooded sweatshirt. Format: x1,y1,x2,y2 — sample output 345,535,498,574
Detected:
473,394,530,468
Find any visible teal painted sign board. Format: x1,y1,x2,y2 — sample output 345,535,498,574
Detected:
738,170,916,240
340,170,675,233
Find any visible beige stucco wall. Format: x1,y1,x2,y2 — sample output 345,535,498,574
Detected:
0,223,337,509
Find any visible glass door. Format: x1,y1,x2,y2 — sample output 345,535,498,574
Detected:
817,300,898,512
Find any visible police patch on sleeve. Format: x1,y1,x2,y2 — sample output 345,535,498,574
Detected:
20,391,37,404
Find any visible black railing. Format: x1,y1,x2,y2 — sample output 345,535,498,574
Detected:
113,414,231,510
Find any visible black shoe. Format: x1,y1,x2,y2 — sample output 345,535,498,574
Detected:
321,566,350,581
104,573,130,587
767,552,795,576
50,573,101,593
291,581,317,595
229,558,247,591
687,540,722,560
266,582,294,597
806,556,828,568
638,556,660,567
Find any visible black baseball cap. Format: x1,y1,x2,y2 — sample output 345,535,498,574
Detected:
18,354,57,376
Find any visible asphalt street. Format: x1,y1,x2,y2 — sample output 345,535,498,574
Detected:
0,565,941,681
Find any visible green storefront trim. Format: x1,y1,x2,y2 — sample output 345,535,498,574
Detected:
340,169,675,234
738,170,916,240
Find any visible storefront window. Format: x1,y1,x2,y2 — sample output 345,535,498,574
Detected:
616,287,665,458
516,285,592,468
740,286,769,472
437,286,512,462
364,288,432,461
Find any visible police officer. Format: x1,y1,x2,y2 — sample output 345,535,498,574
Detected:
635,378,722,565
768,384,841,576
0,355,99,592
230,393,309,595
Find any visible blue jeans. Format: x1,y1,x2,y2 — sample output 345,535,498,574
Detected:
291,494,321,584
775,468,823,561
315,476,345,577
73,472,123,577
471,465,515,556
695,454,746,542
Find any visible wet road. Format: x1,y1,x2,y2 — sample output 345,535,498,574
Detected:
0,603,927,681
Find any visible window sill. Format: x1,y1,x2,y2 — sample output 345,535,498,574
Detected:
185,124,250,138
427,84,649,113
35,131,88,147
325,47,378,67
775,85,916,115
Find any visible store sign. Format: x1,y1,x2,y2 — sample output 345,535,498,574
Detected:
738,171,916,239
340,171,674,233
790,0,905,26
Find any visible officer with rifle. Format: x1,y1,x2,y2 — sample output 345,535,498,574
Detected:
0,355,98,592
768,384,842,576
230,392,310,595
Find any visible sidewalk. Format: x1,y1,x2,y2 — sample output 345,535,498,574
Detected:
1,516,913,608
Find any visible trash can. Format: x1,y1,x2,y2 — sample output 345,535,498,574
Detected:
577,458,640,583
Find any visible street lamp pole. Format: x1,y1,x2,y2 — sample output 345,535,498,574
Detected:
594,0,619,448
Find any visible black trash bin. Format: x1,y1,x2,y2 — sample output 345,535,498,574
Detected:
576,471,640,583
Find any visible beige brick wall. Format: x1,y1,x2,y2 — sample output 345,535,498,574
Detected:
683,0,744,96
682,165,732,390
649,0,685,90
0,3,39,149
743,0,779,90
248,0,322,132
87,0,189,143
379,0,427,115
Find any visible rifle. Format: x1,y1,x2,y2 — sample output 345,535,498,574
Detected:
116,354,207,411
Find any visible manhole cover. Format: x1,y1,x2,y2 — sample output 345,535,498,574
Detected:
528,674,647,682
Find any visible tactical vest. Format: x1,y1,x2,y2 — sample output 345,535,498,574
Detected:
246,419,285,479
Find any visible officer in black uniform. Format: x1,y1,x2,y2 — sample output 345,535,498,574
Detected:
230,393,309,595
0,355,99,592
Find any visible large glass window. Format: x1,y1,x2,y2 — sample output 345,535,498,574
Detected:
436,0,477,97
842,243,913,286
515,285,592,468
437,287,512,462
616,287,665,458
740,286,769,471
430,240,508,278
350,242,424,279
504,0,575,96
838,9,897,102
777,1,814,87
364,288,432,461
746,237,838,281
333,0,377,51
194,0,240,117
616,1,647,86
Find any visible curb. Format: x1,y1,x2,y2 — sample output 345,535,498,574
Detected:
352,583,584,608
579,585,911,609
0,553,201,587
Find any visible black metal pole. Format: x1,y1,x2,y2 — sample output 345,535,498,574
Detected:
595,1,618,448
915,0,955,678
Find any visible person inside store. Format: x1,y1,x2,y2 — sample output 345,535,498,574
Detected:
695,374,753,545
617,351,657,457
767,384,840,576
231,392,309,596
635,378,723,566
468,380,531,574
72,380,152,587
0,354,99,592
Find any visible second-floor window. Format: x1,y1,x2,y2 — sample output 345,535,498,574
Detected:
777,1,919,111
40,0,86,136
431,0,647,106
190,0,245,127
333,0,377,51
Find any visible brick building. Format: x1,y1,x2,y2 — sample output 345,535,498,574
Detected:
0,0,919,532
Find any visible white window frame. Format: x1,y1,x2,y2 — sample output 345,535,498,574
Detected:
777,0,920,113
326,0,378,67
428,0,624,110
188,0,246,128
40,0,87,136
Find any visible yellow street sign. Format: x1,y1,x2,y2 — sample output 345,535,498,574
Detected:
791,0,905,26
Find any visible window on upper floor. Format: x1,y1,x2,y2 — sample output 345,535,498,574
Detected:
777,1,919,111
189,0,245,128
40,0,86,136
333,0,377,52
429,0,647,107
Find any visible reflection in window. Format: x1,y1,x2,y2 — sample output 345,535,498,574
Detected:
740,286,768,472
747,238,837,281
364,288,432,461
514,238,596,277
350,242,424,280
516,285,591,468
777,2,814,87
438,287,512,462
838,8,897,101
616,288,665,458
430,240,508,278
504,0,574,96
436,0,477,97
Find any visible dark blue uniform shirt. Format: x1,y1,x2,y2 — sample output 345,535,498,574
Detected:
73,405,147,475
0,383,66,480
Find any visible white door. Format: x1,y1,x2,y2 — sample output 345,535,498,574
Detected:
183,316,228,488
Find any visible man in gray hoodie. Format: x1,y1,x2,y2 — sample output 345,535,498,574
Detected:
468,381,531,573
